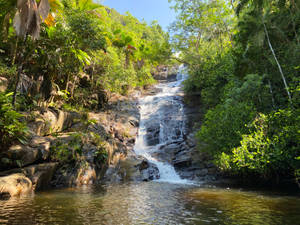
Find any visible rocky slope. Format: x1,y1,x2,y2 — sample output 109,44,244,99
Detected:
0,71,222,199
0,91,143,198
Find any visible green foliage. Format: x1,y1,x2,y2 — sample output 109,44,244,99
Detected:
0,92,28,152
173,0,300,183
89,132,108,163
50,131,108,164
197,102,256,155
0,0,172,111
183,51,234,108
219,110,300,179
0,61,17,78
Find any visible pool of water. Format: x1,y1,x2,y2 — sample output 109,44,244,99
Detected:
1,182,300,225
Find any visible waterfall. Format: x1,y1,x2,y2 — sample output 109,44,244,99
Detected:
134,65,191,184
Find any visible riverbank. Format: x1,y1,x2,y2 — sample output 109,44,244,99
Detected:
0,90,142,198
0,66,181,198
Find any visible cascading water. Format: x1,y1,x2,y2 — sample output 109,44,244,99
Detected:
134,65,190,184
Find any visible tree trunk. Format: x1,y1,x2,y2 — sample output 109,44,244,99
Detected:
11,38,19,65
263,22,293,105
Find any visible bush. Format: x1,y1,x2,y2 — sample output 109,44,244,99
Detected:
220,110,300,179
0,61,17,79
197,102,256,155
0,92,28,152
50,131,108,164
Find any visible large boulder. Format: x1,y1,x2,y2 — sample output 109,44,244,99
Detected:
0,174,32,199
0,163,58,192
24,163,58,191
51,162,100,187
105,155,141,183
27,109,80,136
138,160,160,181
104,154,160,183
0,136,51,170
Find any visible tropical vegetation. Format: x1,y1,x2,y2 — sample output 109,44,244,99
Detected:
170,0,300,183
0,0,172,150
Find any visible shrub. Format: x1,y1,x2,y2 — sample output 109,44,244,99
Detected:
220,110,300,179
0,92,28,152
197,102,256,155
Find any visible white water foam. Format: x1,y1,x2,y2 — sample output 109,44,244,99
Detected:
134,65,193,185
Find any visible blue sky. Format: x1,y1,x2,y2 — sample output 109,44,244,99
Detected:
99,0,176,30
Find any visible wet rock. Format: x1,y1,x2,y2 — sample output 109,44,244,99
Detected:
145,122,160,146
179,171,195,179
179,142,189,152
155,143,181,163
205,162,216,168
195,168,209,177
152,66,178,82
207,168,218,175
186,133,196,148
51,163,97,187
25,163,58,191
163,143,181,153
0,163,58,191
143,87,162,96
105,155,160,183
139,160,160,181
76,166,97,185
0,174,32,198
173,150,192,168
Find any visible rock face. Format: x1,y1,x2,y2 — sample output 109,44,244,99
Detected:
152,66,178,82
27,109,81,136
104,154,160,183
0,163,58,192
25,163,58,191
50,94,140,187
145,121,160,146
0,174,32,199
0,136,51,170
139,160,160,181
0,89,141,196
168,93,219,182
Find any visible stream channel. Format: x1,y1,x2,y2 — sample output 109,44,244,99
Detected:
1,70,300,225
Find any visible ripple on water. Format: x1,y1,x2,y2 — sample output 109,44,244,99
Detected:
1,182,300,225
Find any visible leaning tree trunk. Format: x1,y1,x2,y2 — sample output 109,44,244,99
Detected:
263,22,293,105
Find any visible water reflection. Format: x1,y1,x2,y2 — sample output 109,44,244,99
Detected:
184,188,300,225
1,182,300,225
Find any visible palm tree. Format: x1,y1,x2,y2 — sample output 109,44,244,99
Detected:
9,0,54,106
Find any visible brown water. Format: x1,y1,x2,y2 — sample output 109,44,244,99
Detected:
1,182,300,225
